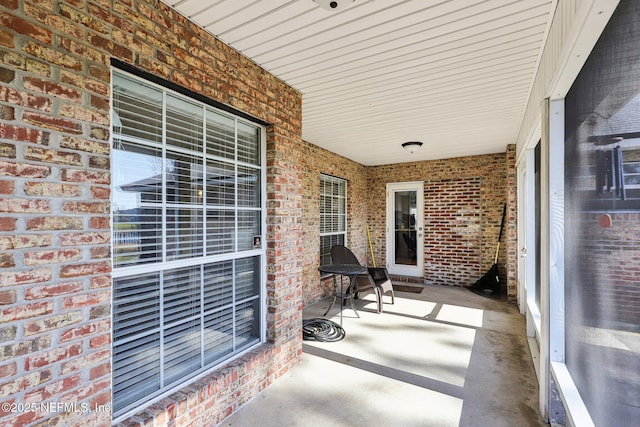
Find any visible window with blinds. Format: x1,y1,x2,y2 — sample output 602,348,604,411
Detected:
111,70,265,417
320,175,346,266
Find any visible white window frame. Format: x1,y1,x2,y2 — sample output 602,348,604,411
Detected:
110,69,267,421
319,174,347,266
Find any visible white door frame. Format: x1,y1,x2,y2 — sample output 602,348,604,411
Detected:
386,181,424,277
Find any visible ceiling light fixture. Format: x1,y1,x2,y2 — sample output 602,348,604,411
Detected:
402,141,423,153
313,0,355,12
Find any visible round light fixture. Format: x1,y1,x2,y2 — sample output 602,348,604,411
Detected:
313,0,355,11
401,141,423,153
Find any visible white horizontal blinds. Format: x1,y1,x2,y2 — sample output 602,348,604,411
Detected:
112,74,163,143
237,121,260,165
320,177,346,233
236,299,260,348
166,94,203,152
320,175,347,265
163,267,201,384
203,309,234,364
111,70,264,416
205,159,235,254
206,110,235,159
165,150,204,261
203,261,234,311
235,256,260,300
112,273,161,411
235,256,261,347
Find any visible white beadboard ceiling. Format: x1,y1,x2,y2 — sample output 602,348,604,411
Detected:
162,0,555,166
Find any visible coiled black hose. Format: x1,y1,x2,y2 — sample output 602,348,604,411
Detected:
302,318,345,342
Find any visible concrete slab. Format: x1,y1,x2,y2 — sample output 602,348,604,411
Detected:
219,285,549,427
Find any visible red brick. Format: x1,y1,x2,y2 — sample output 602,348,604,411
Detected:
60,136,109,154
2,301,53,322
89,362,111,380
60,103,109,126
89,333,110,349
90,246,110,259
0,268,52,286
23,249,81,266
0,104,15,120
0,362,17,379
60,261,111,278
62,290,110,310
26,216,83,230
22,41,83,71
89,156,109,170
22,111,82,134
0,180,14,194
0,124,50,144
60,232,109,246
87,34,133,61
23,182,82,197
62,169,109,184
0,253,15,268
0,12,52,44
0,289,16,305
89,217,109,229
24,311,83,336
25,343,83,370
0,218,16,231
0,370,53,397
24,147,82,165
0,161,50,178
61,378,110,404
0,29,14,49
25,282,83,300
22,76,82,103
59,319,110,343
90,276,110,289
0,198,50,213
0,234,51,250
0,142,16,158
0,86,51,111
23,373,81,403
62,201,109,214
61,349,110,375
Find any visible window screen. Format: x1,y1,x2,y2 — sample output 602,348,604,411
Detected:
111,71,264,417
564,1,640,425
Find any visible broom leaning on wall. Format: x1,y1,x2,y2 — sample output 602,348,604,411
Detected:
468,203,506,297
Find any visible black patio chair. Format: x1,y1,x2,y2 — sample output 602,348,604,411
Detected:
330,245,395,313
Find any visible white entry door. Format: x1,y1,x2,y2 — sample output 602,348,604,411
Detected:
386,182,424,277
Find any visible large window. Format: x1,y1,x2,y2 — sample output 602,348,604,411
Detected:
564,1,640,425
111,71,265,417
319,175,346,265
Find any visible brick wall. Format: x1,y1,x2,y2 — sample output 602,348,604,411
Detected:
505,144,518,301
570,213,640,328
300,141,368,305
0,1,520,426
300,146,518,303
424,177,482,286
0,1,302,426
367,152,514,297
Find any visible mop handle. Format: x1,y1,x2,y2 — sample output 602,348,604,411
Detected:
367,225,376,267
494,204,507,264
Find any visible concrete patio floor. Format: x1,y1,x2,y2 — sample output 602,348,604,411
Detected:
220,284,549,427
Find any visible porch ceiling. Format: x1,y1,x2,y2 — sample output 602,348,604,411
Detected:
162,0,555,166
